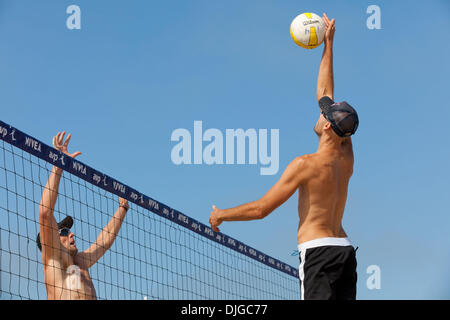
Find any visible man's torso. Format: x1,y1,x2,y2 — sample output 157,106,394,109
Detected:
297,143,353,244
43,251,97,300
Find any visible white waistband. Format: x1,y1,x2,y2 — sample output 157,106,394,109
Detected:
297,237,352,252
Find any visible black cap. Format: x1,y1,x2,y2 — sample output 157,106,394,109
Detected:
36,216,73,251
318,96,359,137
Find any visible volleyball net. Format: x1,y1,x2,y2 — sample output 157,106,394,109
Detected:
0,120,299,300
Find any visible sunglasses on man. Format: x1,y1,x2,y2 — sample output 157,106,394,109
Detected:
58,228,71,237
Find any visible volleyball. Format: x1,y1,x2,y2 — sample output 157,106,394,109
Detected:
290,12,326,49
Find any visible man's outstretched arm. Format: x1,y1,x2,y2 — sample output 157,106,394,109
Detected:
39,132,81,260
317,13,335,101
80,198,129,268
209,157,309,232
39,165,64,260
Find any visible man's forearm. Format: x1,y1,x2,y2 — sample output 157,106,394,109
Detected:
219,201,264,222
316,42,334,101
39,166,63,215
100,207,127,249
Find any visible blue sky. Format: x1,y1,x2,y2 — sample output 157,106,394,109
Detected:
0,0,449,299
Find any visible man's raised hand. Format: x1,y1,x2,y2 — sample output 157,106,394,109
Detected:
52,131,82,159
209,205,223,233
323,13,335,45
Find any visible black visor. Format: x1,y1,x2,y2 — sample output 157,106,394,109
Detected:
318,96,359,137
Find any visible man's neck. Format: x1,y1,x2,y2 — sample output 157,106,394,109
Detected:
316,134,352,155
60,249,76,268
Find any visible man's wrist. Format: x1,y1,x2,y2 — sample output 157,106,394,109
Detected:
53,166,63,176
217,209,226,222
119,204,129,211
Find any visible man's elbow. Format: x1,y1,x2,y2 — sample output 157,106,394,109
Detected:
38,205,52,221
254,202,270,220
317,88,326,102
103,243,113,252
317,89,333,102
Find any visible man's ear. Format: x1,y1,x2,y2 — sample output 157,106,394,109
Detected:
324,122,332,130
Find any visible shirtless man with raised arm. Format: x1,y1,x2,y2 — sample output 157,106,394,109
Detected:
209,14,360,300
37,131,130,300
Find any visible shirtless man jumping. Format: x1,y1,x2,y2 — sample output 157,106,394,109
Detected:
209,14,359,300
37,131,130,300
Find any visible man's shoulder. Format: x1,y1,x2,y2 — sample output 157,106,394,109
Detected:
294,154,319,166
297,153,317,160
75,251,94,269
290,154,319,178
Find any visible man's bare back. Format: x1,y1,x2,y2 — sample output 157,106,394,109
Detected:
297,139,353,244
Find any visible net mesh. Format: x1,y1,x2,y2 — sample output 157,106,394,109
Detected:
0,125,299,300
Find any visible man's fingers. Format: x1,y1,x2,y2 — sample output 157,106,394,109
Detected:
72,151,82,158
59,131,64,144
54,133,60,146
323,14,336,31
330,19,335,31
58,131,66,145
64,133,72,147
209,212,220,232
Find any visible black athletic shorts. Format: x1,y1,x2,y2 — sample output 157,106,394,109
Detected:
298,237,358,300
